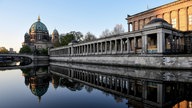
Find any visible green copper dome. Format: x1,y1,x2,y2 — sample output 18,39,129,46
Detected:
31,85,48,97
29,16,48,33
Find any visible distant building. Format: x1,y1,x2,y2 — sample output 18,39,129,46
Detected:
23,16,60,50
51,29,60,46
9,48,16,54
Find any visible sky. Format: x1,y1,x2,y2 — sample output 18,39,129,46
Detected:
0,0,174,52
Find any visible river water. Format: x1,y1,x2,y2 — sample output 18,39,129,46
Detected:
0,62,192,108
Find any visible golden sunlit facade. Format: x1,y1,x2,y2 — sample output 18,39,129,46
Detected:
126,0,192,32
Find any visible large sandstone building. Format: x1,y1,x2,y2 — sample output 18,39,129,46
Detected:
126,0,192,32
125,0,192,53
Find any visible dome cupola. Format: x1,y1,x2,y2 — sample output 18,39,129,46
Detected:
29,16,48,34
147,18,168,25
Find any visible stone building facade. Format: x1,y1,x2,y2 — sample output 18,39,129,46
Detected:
23,16,60,51
126,0,192,32
51,29,60,46
126,0,192,53
49,0,192,69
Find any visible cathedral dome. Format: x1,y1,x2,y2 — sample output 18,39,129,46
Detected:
29,16,48,33
31,85,48,97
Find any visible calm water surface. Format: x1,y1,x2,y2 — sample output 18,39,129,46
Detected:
0,66,127,108
1,63,192,108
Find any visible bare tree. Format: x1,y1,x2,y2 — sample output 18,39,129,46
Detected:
84,32,97,42
111,24,124,35
99,24,125,38
100,29,111,38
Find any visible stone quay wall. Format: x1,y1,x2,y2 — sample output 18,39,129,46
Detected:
49,54,192,69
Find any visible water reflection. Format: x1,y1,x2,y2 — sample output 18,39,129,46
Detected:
18,63,192,108
49,62,192,108
21,66,50,102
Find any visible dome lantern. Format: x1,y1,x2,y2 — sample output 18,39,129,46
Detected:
38,16,40,22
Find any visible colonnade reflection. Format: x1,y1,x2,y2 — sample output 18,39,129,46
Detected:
21,64,192,108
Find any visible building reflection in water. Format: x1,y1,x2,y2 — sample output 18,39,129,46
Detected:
49,62,192,108
20,63,192,108
21,66,50,102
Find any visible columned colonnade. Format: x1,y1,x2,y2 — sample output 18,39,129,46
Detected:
50,26,183,56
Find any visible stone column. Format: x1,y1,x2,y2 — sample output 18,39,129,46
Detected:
157,32,165,53
127,38,130,53
90,44,92,54
84,45,86,55
78,46,80,55
73,47,75,55
134,37,136,53
115,40,117,53
110,41,112,54
138,20,140,31
144,35,148,53
87,45,89,54
87,44,89,54
121,39,123,53
93,43,95,54
68,47,70,56
142,35,145,53
157,33,160,53
157,84,164,105
169,11,171,24
105,41,107,54
132,21,135,31
81,46,83,55
177,9,180,30
185,7,188,31
162,33,165,53
128,23,130,32
100,42,102,54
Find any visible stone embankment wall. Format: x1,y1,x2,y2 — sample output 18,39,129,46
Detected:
50,54,192,69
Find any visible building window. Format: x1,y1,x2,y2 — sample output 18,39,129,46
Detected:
172,18,176,28
189,15,192,25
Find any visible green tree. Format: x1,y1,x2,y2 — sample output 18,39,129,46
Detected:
53,41,61,47
0,47,8,53
19,45,32,54
84,32,97,42
60,33,75,46
39,48,48,55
